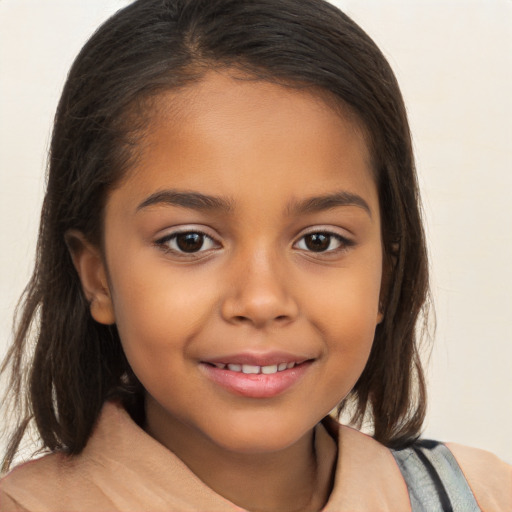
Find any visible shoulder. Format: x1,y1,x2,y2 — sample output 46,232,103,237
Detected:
446,442,512,511
323,419,412,510
0,402,130,511
0,452,78,511
0,488,28,512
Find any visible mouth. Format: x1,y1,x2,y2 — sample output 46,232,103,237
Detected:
200,357,314,399
207,361,301,374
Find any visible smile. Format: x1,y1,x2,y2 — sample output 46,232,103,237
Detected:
211,362,297,374
200,359,312,399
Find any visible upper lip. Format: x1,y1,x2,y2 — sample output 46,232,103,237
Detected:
202,351,314,366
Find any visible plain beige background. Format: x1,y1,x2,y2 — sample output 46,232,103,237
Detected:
1,0,511,464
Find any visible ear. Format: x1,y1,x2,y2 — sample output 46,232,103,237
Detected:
65,230,116,325
376,307,384,325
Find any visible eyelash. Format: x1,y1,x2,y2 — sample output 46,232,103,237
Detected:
154,229,354,257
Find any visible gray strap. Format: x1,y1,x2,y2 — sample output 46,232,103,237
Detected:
391,440,481,512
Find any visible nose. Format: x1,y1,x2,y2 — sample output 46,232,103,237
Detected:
220,248,299,329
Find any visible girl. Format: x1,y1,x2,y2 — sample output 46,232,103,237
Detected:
0,0,510,510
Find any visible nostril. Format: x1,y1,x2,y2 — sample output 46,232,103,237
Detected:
232,314,290,325
221,293,299,327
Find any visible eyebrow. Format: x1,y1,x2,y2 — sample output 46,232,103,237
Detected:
137,190,234,213
136,189,371,217
286,191,372,218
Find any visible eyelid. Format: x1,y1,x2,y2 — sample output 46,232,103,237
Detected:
295,225,354,241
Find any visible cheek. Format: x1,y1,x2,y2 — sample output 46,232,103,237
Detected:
305,257,382,381
308,259,382,337
108,255,220,360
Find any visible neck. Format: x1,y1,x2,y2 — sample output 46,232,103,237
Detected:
145,399,337,512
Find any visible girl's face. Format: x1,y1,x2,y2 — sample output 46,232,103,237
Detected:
87,71,383,455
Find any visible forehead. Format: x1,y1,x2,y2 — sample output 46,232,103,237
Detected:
110,70,378,217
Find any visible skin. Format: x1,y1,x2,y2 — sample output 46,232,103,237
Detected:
70,70,384,512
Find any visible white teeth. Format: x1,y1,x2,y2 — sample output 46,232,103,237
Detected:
261,364,278,374
242,364,260,374
219,362,298,374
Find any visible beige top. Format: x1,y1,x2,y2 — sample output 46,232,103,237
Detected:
1,402,510,511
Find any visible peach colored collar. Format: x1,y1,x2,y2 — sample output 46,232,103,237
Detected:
0,401,411,511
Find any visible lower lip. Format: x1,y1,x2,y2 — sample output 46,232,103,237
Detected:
200,362,312,398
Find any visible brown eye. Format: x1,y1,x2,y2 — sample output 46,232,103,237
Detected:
295,232,350,253
157,231,218,254
304,233,330,252
175,233,205,252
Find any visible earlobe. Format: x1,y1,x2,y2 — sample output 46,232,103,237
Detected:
65,230,116,325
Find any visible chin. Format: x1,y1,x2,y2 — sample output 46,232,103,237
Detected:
204,415,315,455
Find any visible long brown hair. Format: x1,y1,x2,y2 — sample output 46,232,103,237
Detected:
1,0,430,471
